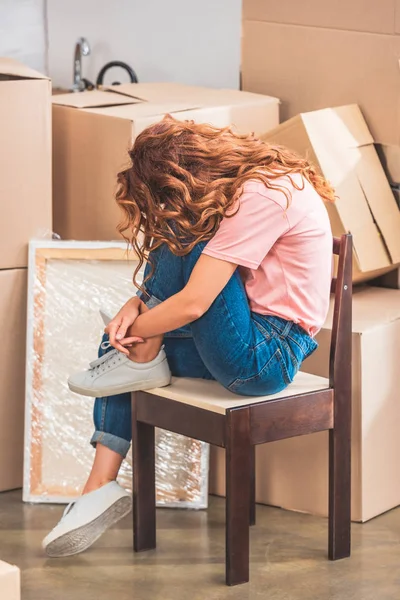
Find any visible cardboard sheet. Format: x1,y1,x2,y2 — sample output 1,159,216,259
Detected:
264,105,400,280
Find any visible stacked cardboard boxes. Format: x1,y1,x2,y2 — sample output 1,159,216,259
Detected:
0,59,52,491
211,3,400,522
52,83,280,240
242,0,400,184
243,0,400,286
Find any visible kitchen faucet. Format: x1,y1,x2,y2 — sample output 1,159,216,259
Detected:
73,37,90,92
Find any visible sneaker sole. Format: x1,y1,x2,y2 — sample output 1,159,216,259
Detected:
68,375,171,398
44,495,132,558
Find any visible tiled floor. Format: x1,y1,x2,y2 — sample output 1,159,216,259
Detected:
1,490,400,600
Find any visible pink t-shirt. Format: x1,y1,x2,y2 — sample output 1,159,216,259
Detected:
203,175,333,336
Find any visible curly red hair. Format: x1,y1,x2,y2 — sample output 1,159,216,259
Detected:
116,115,335,289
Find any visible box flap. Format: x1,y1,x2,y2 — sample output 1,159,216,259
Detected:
206,88,280,108
130,100,280,142
263,116,322,171
355,145,400,264
333,175,391,272
84,101,200,120
0,57,49,80
297,106,399,270
102,82,214,104
103,83,280,110
263,107,394,277
377,144,400,184
303,105,374,152
351,223,392,273
52,90,139,109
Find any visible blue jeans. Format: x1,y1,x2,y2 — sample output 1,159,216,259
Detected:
91,242,318,457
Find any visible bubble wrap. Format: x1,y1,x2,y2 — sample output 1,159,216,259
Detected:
24,241,209,508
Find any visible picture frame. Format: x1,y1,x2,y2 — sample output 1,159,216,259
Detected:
23,240,209,509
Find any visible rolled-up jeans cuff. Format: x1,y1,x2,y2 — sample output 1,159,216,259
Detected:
90,431,131,458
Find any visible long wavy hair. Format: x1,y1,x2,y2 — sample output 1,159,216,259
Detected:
116,114,335,289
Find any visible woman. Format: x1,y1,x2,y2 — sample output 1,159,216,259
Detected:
43,115,333,557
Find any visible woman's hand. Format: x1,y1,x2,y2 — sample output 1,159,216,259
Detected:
105,297,144,355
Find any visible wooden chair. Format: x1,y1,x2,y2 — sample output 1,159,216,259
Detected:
131,234,352,586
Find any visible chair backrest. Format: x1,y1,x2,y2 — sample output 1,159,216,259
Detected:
329,234,352,389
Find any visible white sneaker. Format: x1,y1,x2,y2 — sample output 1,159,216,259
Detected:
42,481,132,557
68,346,171,397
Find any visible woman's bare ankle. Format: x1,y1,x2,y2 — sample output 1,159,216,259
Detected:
82,477,115,496
128,341,161,363
83,444,123,495
126,323,163,362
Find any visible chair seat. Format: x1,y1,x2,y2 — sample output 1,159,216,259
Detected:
146,371,330,414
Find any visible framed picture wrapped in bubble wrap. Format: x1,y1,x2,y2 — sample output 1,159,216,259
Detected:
23,240,209,508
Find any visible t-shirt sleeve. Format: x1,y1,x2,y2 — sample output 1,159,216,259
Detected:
202,187,290,269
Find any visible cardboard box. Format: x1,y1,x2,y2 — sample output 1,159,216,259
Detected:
52,83,280,240
242,5,400,181
372,185,400,290
372,267,400,290
242,21,400,146
0,58,52,269
264,105,400,282
377,144,400,185
0,269,27,492
243,0,400,34
392,186,400,209
210,287,400,522
0,561,20,600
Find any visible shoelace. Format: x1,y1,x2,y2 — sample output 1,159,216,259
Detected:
88,342,125,374
88,341,164,374
89,341,113,367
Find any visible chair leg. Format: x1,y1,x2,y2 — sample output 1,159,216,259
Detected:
132,392,156,553
328,422,351,560
226,408,251,586
329,234,352,559
249,445,256,526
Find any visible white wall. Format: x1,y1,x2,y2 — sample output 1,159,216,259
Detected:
47,0,242,90
0,0,47,72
